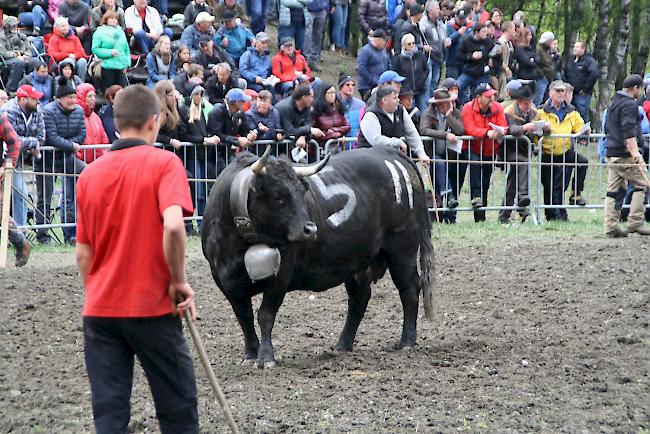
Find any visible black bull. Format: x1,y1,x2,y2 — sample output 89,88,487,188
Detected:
201,147,436,367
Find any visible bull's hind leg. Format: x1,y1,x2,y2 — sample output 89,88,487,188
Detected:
387,254,420,348
256,291,286,368
225,294,260,364
335,272,372,352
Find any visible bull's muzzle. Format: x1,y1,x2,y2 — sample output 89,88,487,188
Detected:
289,221,318,242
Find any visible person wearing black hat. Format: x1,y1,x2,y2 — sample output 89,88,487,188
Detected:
499,84,549,224
38,77,87,244
603,74,650,237
456,20,495,104
214,9,255,65
357,29,390,100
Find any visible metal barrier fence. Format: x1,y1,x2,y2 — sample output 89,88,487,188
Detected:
7,133,650,242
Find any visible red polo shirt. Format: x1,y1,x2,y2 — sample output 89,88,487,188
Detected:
77,140,193,317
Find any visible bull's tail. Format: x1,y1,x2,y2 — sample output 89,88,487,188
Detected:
419,210,437,320
412,160,437,321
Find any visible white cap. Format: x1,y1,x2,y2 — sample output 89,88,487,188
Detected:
539,31,555,45
195,11,215,23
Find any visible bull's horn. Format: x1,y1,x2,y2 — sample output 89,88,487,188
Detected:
250,145,271,175
293,153,331,177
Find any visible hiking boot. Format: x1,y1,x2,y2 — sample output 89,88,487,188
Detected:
15,240,32,267
569,194,587,206
447,198,459,209
517,196,531,208
605,227,628,238
628,226,650,236
498,216,510,225
471,197,483,209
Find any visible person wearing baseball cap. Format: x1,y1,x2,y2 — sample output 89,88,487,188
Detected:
183,0,214,28
214,9,255,64
445,7,474,79
180,9,216,57
272,37,312,97
239,32,274,92
357,28,390,100
537,79,590,220
460,82,507,222
0,84,45,237
603,74,650,237
208,87,257,152
535,31,556,106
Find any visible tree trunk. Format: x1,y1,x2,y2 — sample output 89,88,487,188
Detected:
564,0,585,64
597,0,631,116
628,0,641,73
536,0,546,33
594,0,611,126
631,0,650,74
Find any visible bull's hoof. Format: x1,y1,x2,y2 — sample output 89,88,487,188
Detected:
334,343,353,352
241,358,256,366
396,340,416,350
253,360,277,369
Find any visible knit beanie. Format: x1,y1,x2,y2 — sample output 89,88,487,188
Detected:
56,77,76,98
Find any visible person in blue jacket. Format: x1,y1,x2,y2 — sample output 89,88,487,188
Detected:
215,10,255,65
239,31,273,92
445,8,473,79
357,29,390,100
338,73,364,146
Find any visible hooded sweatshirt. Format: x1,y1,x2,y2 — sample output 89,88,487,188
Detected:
75,83,108,163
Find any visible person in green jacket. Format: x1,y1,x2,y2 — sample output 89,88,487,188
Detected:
91,10,131,91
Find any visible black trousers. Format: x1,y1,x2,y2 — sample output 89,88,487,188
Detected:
83,315,199,434
100,68,128,92
541,149,588,221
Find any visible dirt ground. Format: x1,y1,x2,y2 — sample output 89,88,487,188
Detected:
0,236,649,433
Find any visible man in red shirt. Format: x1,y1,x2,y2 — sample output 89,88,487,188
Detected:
461,82,508,222
75,85,198,433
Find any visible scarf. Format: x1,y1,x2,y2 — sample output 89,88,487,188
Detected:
401,48,416,58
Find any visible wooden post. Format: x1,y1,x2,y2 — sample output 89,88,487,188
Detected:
0,161,15,268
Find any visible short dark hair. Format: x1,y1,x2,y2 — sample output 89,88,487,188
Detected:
292,83,313,100
186,63,204,78
377,85,398,102
114,85,160,130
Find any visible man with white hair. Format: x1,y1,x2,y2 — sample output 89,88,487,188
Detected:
535,31,555,106
180,11,216,57
48,17,89,82
420,0,449,100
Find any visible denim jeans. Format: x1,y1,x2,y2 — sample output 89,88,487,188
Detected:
5,57,40,92
246,0,269,34
133,28,173,54
425,59,442,101
278,20,306,53
534,78,549,107
332,4,348,48
457,73,488,104
415,91,429,113
19,5,47,31
306,10,327,65
151,0,169,15
445,64,461,79
572,93,592,123
12,165,29,227
432,158,452,197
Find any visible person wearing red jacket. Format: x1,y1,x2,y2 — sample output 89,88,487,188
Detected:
48,17,89,82
0,113,31,266
461,82,508,222
75,83,109,164
272,37,312,97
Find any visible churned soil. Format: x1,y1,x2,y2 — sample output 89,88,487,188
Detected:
1,236,648,433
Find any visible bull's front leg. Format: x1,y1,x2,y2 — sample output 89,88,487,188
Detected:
225,294,260,364
255,291,286,369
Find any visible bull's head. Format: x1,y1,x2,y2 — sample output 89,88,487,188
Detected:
230,146,329,244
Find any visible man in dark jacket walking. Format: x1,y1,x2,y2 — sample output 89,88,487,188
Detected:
357,30,390,100
603,74,650,238
38,79,86,245
563,41,598,123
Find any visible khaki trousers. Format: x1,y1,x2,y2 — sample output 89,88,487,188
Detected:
604,157,650,232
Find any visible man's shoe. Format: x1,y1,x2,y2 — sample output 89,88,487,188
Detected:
517,196,531,208
15,240,32,267
628,226,650,236
471,197,483,209
605,228,628,238
569,194,587,206
447,198,459,209
498,216,510,225
65,238,76,246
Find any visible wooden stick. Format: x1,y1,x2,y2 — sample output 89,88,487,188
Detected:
0,161,14,269
183,308,241,434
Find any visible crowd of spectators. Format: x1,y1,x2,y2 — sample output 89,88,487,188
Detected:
1,0,648,247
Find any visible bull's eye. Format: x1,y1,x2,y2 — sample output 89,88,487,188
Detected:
271,193,284,204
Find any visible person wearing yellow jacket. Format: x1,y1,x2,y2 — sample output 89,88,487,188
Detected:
537,80,589,221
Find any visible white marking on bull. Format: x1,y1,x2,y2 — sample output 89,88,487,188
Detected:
384,160,402,204
311,167,357,227
394,160,413,209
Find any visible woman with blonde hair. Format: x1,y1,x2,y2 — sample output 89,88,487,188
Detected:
153,80,183,154
146,35,177,88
